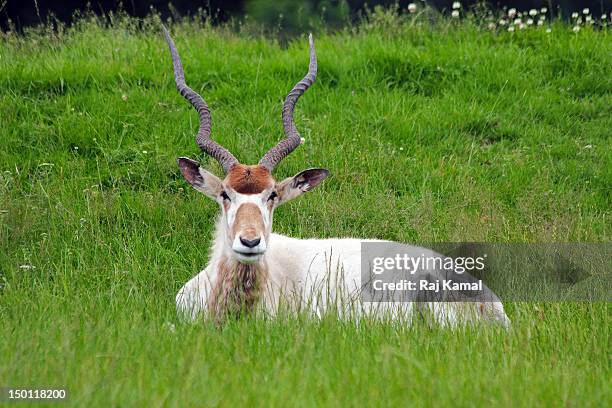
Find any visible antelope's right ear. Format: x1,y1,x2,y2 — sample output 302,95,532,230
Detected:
177,157,223,199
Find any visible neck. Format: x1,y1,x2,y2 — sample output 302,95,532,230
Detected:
208,217,269,321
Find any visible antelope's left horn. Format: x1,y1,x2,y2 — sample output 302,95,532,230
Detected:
259,34,317,172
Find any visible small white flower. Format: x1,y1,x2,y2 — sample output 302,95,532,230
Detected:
19,264,36,270
508,26,515,32
601,14,607,19
451,10,460,18
452,2,461,10
499,19,507,25
142,150,148,154
573,25,580,32
571,12,579,18
519,23,526,30
408,3,417,13
546,28,552,33
539,15,546,21
537,20,544,26
540,7,547,13
582,8,589,15
529,9,537,16
488,22,496,30
527,18,534,25
300,137,306,144
508,8,516,18
399,147,404,151
585,15,592,23
74,146,78,150
514,18,522,25
121,94,128,101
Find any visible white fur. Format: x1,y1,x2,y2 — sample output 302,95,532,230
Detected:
176,220,511,327
176,176,510,327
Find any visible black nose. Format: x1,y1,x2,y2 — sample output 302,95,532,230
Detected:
240,237,261,248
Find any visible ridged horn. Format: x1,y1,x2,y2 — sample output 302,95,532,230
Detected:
259,34,317,172
163,26,238,173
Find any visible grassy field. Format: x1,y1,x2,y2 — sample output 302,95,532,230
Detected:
1,11,610,407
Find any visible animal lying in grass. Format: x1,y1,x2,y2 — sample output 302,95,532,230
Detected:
163,28,510,327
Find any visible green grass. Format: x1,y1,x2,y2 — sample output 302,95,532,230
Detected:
1,12,611,407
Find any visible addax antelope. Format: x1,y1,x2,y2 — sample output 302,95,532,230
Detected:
163,28,510,327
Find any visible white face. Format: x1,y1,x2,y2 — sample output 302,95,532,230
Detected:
218,187,278,264
177,157,330,264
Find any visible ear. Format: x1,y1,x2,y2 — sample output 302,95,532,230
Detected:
277,168,330,204
177,157,223,199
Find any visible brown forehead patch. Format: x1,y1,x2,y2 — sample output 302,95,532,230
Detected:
225,164,274,194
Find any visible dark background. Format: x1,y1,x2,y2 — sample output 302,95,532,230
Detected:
2,0,611,32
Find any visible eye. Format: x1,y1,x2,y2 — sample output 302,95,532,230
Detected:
220,191,231,202
267,191,278,202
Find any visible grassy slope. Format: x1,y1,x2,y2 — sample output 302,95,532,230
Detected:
0,14,610,407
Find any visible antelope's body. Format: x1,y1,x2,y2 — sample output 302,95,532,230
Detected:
163,28,510,327
177,230,509,326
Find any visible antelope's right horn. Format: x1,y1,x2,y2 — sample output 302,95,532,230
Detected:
163,26,239,173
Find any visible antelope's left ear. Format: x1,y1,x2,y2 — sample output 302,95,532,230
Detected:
277,168,330,204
